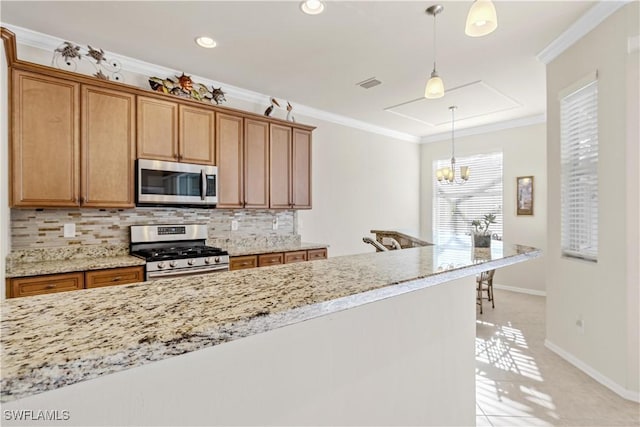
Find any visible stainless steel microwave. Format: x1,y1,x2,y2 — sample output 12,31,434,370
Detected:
136,159,218,206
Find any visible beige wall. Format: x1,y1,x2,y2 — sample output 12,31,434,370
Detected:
420,123,547,294
546,2,639,398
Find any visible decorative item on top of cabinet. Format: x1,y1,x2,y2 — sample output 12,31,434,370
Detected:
11,70,80,207
137,96,215,165
52,41,124,82
148,73,226,105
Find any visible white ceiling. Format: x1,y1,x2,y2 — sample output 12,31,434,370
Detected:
0,1,597,139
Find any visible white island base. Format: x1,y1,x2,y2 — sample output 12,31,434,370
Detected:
2,276,475,426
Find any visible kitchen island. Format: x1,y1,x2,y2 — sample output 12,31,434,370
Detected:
1,242,539,426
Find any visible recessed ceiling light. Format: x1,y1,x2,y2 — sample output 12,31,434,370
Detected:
300,0,324,15
195,36,217,49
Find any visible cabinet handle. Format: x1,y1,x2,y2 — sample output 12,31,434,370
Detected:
112,276,122,281
79,196,85,204
45,284,56,289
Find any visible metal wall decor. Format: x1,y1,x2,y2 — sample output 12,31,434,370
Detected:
264,97,296,122
52,41,124,81
148,73,227,105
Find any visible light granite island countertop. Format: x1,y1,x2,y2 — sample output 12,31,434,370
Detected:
1,242,540,404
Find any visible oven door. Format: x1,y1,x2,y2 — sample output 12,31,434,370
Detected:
146,264,229,281
137,159,217,206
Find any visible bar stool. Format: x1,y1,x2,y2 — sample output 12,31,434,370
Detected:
476,269,495,314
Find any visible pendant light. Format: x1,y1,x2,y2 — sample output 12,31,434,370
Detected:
465,0,498,37
436,106,470,184
425,4,444,99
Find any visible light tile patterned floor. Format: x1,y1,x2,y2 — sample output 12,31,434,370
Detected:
475,289,640,427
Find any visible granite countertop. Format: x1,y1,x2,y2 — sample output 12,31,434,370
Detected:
1,242,540,402
226,242,328,257
5,255,146,278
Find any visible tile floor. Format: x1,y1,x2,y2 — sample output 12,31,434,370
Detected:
475,289,640,427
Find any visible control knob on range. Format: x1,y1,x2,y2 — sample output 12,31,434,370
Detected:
214,256,220,263
187,259,195,266
157,262,166,269
169,261,177,268
204,257,212,265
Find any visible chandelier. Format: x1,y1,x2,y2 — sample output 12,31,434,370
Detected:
436,106,470,184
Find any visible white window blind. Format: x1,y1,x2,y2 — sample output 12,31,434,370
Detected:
433,152,503,246
560,79,598,261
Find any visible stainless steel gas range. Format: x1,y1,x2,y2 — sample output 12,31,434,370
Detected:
130,224,229,281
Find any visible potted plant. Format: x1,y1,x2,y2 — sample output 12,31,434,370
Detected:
471,214,497,248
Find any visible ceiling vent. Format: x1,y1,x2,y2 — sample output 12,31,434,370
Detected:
357,77,382,89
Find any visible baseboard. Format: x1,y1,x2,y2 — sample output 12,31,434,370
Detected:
545,339,640,402
493,283,546,297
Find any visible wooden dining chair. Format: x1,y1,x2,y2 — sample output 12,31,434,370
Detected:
476,269,496,314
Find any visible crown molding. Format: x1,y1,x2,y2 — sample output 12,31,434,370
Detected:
537,1,632,65
1,23,420,143
420,114,546,144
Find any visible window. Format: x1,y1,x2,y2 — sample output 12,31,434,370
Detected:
433,152,503,246
560,77,598,261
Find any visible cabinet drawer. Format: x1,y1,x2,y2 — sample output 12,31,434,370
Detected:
85,266,144,289
284,250,307,264
230,255,258,271
258,253,284,267
9,272,84,298
307,248,327,261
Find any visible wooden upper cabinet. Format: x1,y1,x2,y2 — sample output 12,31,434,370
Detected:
81,86,135,208
179,105,215,165
244,119,270,209
292,128,312,209
270,124,292,209
216,113,244,208
136,96,178,161
137,97,214,165
11,70,80,207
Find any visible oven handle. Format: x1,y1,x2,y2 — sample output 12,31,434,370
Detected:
147,265,229,279
200,169,207,201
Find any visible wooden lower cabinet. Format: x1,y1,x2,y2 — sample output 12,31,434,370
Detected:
8,272,84,298
85,266,144,289
284,250,307,264
7,266,145,298
258,253,284,267
230,248,327,272
230,255,258,271
307,248,328,261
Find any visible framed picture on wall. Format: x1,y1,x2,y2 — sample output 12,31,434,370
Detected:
517,176,534,215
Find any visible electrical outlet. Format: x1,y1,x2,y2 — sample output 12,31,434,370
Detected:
231,220,239,231
272,218,278,230
576,317,585,334
63,223,76,238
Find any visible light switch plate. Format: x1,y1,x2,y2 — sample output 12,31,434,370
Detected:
231,220,239,231
272,218,278,230
63,223,76,238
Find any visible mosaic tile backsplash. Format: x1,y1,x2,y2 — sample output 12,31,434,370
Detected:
10,208,298,255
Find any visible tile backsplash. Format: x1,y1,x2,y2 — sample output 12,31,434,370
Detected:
10,208,298,251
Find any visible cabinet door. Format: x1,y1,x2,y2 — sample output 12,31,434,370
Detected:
292,128,312,209
137,96,178,161
179,105,215,165
85,266,144,289
216,113,244,208
81,86,135,207
9,272,84,298
270,124,292,209
284,250,307,264
258,253,284,267
244,119,270,209
11,70,80,207
229,256,258,271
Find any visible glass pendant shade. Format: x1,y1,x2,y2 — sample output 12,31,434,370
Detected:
465,0,498,37
425,72,445,99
